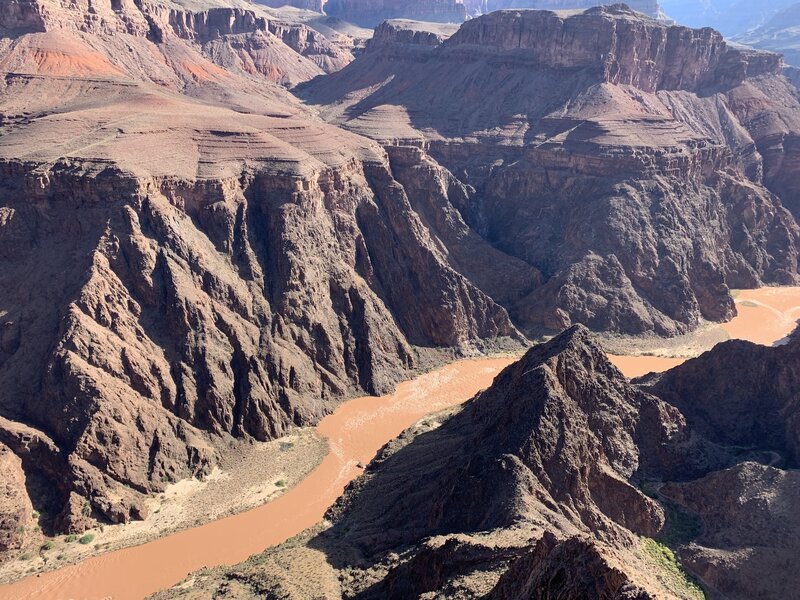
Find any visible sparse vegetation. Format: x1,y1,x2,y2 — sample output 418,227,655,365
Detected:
64,534,78,543
41,541,54,551
78,534,95,545
81,501,91,517
640,538,705,600
19,553,32,561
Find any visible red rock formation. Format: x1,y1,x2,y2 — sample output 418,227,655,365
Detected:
302,5,800,336
0,0,523,536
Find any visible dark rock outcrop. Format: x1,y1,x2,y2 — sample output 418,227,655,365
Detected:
645,338,800,465
487,532,655,600
303,5,800,336
155,326,800,600
326,326,669,557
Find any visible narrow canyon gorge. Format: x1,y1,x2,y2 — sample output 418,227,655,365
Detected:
0,1,799,599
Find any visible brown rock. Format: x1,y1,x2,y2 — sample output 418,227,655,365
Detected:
302,5,800,336
0,443,32,551
487,532,655,600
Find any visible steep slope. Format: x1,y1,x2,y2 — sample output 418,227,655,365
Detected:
156,326,800,600
0,0,525,539
645,338,800,463
152,326,683,599
302,6,800,336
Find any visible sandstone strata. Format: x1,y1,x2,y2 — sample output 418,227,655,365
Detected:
0,0,521,540
303,5,800,336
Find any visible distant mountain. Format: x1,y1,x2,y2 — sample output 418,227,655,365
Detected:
660,0,796,36
735,3,800,66
461,0,664,19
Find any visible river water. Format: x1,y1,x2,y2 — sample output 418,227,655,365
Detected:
3,286,799,600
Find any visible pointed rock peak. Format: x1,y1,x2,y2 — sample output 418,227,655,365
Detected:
513,324,612,375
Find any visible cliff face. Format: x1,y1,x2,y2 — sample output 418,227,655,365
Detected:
155,326,800,600
0,0,352,85
0,0,525,536
303,5,800,336
324,0,467,28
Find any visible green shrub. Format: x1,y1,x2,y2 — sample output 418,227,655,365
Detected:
64,534,77,543
640,538,704,600
78,534,94,545
41,541,54,551
275,479,287,488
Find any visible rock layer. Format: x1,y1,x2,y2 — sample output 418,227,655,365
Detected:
155,326,800,600
0,0,522,539
303,5,800,336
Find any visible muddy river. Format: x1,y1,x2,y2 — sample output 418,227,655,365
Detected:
4,286,800,600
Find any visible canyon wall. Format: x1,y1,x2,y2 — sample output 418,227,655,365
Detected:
0,0,522,537
155,325,800,599
303,5,800,336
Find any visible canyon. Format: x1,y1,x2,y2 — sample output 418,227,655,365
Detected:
151,320,800,600
302,6,800,337
1,2,800,599
1,285,797,599
734,3,800,68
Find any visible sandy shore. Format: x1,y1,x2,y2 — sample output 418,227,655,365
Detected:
3,286,800,599
0,356,517,600
0,430,327,586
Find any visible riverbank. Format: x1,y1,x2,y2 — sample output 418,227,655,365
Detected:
0,356,518,600
3,286,800,600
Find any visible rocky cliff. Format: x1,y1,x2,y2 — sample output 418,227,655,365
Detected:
0,0,352,85
303,5,800,336
0,0,526,539
155,326,800,600
3,0,800,575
